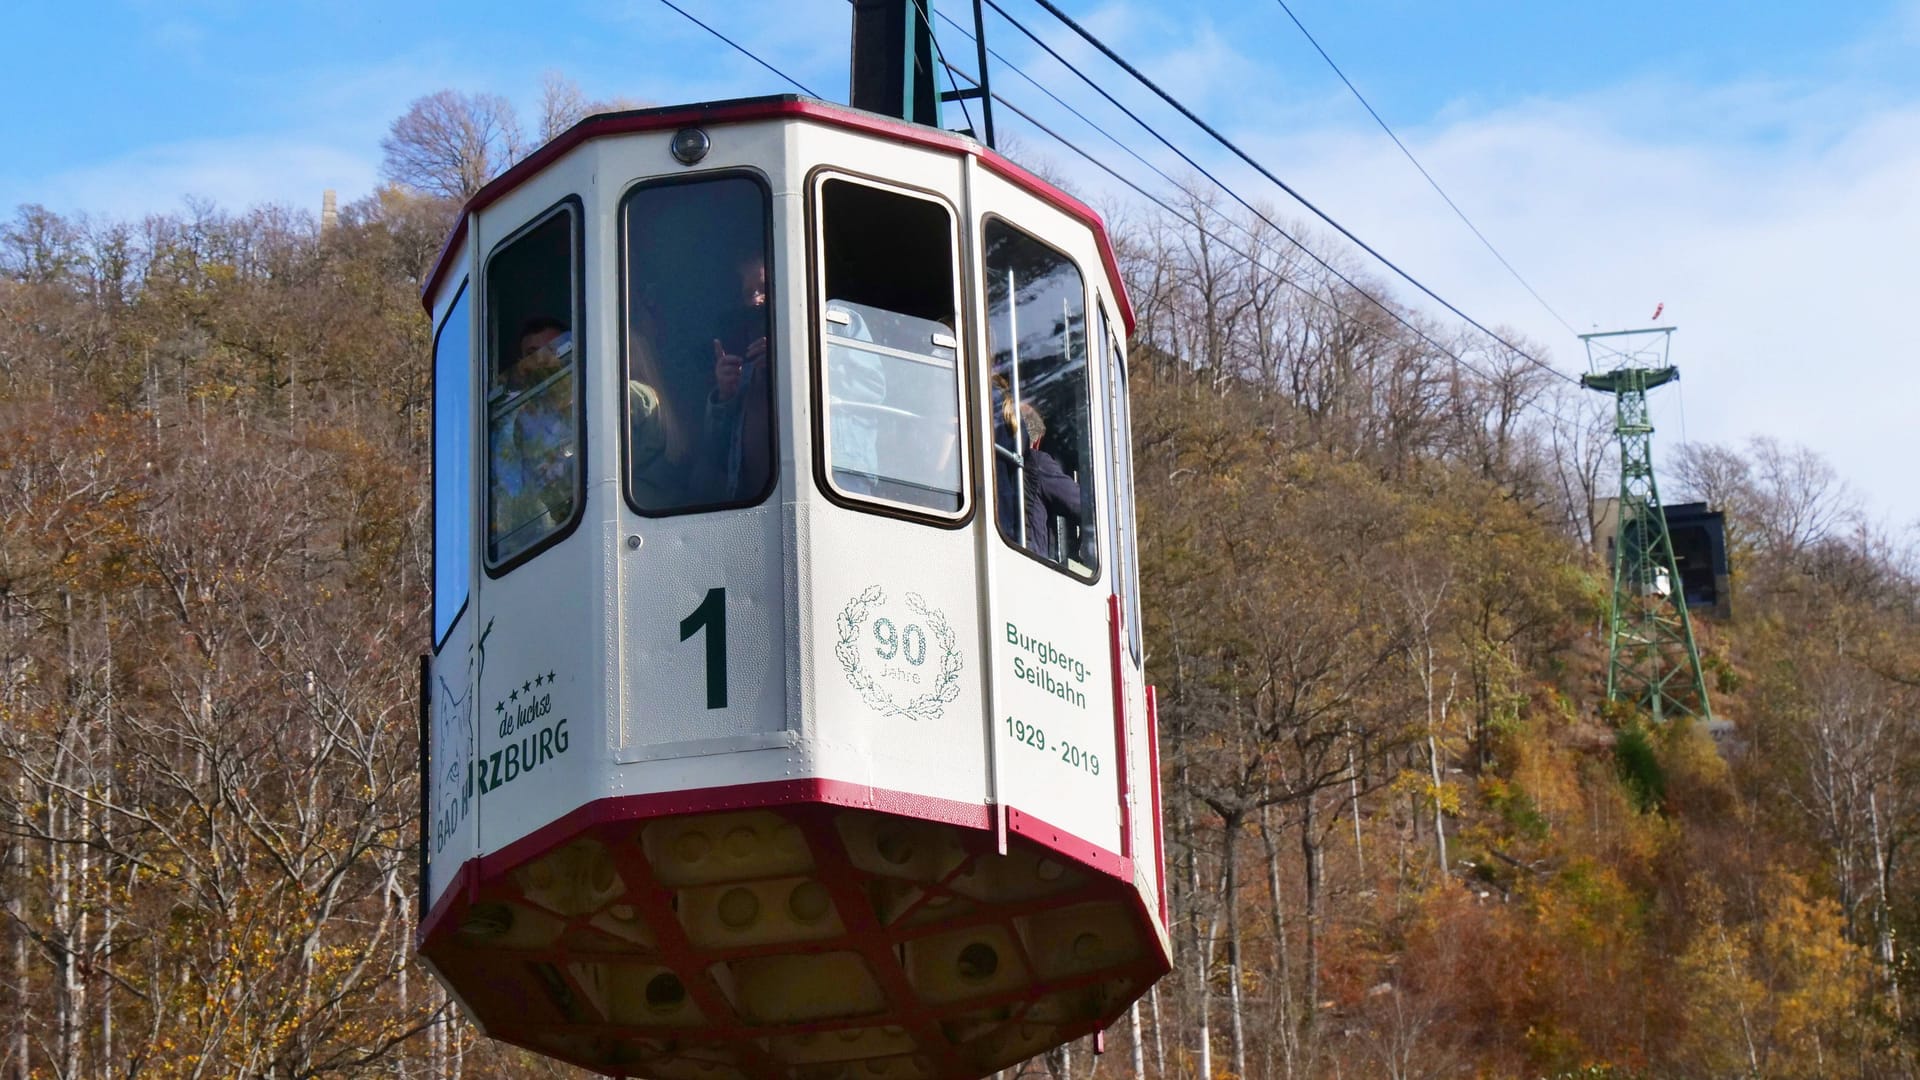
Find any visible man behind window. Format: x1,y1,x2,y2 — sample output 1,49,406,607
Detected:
695,251,774,504
490,317,576,557
1018,402,1083,562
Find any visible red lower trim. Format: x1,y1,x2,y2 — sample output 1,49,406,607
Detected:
417,774,1172,1077
1146,685,1166,926
418,861,472,947
1005,806,1128,881
420,776,1139,946
1108,594,1132,859
481,776,991,884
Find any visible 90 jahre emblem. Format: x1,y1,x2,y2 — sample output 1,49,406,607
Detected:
835,586,963,721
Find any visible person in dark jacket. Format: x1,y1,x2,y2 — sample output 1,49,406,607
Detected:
1019,402,1084,562
695,252,773,504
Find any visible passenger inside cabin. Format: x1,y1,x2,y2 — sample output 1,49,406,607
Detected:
992,373,1022,536
491,317,577,544
624,175,777,514
694,250,774,504
1018,401,1085,562
507,317,568,391
626,303,680,508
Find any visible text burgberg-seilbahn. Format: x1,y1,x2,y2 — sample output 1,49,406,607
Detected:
1006,621,1088,710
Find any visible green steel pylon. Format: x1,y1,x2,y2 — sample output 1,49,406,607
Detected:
1581,327,1713,724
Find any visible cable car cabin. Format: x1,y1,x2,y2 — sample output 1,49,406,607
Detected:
420,96,1168,1079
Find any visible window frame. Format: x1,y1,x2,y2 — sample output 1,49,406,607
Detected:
980,212,1102,586
804,166,976,528
431,276,472,652
481,194,588,578
617,168,782,519
1100,304,1144,663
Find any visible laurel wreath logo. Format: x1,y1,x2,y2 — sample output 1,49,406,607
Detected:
835,586,964,721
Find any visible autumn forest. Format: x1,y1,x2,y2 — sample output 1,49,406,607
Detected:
3,86,1919,1079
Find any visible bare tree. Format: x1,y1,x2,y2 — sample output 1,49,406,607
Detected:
1746,435,1861,560
1542,379,1616,548
380,90,527,202
537,72,592,144
538,72,650,145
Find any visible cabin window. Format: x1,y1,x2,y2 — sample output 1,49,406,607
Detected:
1101,312,1143,661
812,177,966,516
621,174,777,515
984,219,1098,580
484,202,583,569
432,282,472,647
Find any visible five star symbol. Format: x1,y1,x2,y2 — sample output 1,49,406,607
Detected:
494,670,561,716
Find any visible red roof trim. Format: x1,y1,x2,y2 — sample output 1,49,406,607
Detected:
418,95,1135,334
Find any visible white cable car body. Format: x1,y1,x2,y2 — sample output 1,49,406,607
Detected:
420,97,1167,1078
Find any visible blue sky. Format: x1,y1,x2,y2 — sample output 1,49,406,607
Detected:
6,0,1919,528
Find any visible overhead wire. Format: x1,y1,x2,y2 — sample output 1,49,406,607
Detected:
658,0,1546,391
1015,0,1574,384
973,0,1484,377
940,61,1545,389
929,6,1494,379
1268,0,1580,338
655,0,822,98
844,1,1451,371
933,7,1207,223
920,16,1440,362
936,0,1375,318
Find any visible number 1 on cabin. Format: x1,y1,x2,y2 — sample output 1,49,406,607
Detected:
679,587,727,709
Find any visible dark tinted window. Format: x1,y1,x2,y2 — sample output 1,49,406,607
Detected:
622,176,775,514
432,283,471,645
985,220,1097,579
485,206,581,567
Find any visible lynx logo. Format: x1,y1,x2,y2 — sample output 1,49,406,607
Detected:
427,620,488,859
429,677,475,857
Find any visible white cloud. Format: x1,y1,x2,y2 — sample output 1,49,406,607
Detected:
0,134,379,223
6,3,1912,532
1282,84,1920,526
1036,61,1920,527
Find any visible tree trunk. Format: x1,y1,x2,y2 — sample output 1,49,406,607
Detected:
1419,643,1449,877
1222,813,1247,1080
100,609,115,1080
9,770,28,1080
1129,1001,1144,1078
1149,983,1164,1079
1869,789,1903,1023
1259,806,1299,1077
1300,793,1324,1038
1180,782,1212,1080
1426,729,1449,876
1347,744,1365,879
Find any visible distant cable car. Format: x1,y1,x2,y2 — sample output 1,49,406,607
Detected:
418,91,1168,1079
